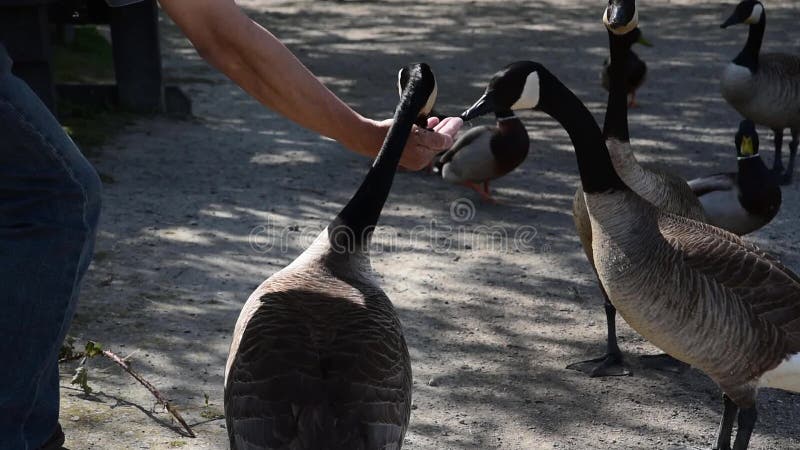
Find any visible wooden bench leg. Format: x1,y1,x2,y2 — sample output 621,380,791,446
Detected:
110,0,164,113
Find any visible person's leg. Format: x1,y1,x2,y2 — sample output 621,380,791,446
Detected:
0,44,101,449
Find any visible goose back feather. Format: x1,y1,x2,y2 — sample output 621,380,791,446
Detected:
225,237,410,450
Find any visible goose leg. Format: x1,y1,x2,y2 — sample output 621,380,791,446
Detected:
772,128,784,175
781,129,798,185
732,406,757,450
566,290,632,377
714,394,738,450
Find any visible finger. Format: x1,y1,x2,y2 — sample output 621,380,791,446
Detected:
426,116,440,129
434,117,464,139
417,128,453,151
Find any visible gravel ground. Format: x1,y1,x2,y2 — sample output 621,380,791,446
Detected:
60,1,800,448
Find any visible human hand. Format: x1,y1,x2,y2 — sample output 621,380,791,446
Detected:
375,116,463,171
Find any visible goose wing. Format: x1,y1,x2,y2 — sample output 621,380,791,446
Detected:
761,53,800,78
645,166,707,222
225,285,411,450
660,214,800,345
754,53,800,123
687,173,735,197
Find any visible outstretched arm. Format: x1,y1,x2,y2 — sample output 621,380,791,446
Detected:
157,0,460,170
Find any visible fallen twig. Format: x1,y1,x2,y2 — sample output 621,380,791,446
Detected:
101,349,196,438
59,340,196,438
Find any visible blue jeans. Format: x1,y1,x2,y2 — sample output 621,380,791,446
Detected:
0,44,101,449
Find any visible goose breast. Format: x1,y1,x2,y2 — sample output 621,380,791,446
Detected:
722,55,800,129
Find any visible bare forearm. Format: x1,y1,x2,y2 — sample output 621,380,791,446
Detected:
159,0,379,156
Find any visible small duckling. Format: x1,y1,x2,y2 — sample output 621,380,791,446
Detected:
600,27,652,107
689,119,781,235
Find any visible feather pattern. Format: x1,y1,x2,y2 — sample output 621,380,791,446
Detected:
225,237,411,450
573,143,707,266
440,117,529,185
722,54,800,130
587,189,800,406
440,126,498,183
225,63,434,450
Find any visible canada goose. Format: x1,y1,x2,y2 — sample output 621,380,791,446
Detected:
468,2,800,446
224,63,437,450
720,0,800,185
461,14,702,376
433,110,529,202
600,27,652,107
464,50,800,449
689,119,781,236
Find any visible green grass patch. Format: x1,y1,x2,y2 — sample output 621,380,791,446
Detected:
59,101,134,154
54,26,132,152
53,26,115,83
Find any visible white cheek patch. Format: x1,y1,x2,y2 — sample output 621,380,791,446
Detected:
397,69,404,97
422,82,438,117
510,72,540,110
745,3,763,24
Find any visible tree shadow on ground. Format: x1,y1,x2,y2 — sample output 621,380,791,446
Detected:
62,1,800,448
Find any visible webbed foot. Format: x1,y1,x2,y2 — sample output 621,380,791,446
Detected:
567,352,632,377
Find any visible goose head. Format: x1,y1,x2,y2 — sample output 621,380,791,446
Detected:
603,0,639,35
721,0,764,28
735,119,759,158
398,63,438,120
460,61,543,121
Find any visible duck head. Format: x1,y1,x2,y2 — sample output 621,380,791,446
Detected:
603,0,639,35
460,61,543,121
721,0,764,28
398,63,438,120
735,119,759,158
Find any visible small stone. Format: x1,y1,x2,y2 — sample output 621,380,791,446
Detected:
70,416,80,421
427,377,439,387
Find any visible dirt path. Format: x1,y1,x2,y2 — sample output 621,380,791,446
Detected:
61,1,800,448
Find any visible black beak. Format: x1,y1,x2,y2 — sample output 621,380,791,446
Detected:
460,92,496,121
720,13,741,29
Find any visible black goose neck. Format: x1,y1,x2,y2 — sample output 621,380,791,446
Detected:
330,81,429,251
535,68,628,194
603,29,630,142
734,15,764,72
